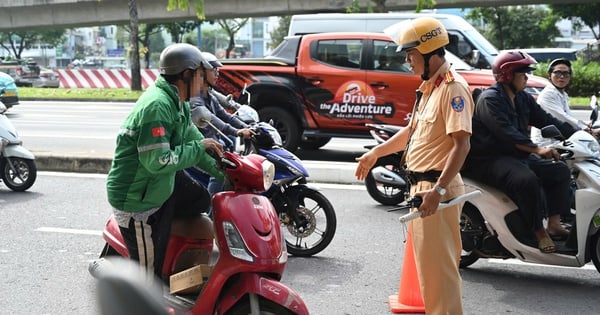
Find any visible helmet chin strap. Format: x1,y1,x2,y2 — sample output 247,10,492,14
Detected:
421,53,434,80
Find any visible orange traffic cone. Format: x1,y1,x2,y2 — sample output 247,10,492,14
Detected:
388,230,425,313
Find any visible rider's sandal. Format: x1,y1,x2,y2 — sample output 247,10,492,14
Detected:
538,236,556,253
547,229,569,241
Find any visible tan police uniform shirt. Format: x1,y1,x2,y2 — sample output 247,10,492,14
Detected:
405,62,474,173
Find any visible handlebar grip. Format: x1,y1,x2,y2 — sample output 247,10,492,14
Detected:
399,211,422,223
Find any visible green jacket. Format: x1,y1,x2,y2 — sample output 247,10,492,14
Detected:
106,76,223,212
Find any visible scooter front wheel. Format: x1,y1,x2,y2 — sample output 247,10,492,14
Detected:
282,189,336,257
225,295,294,315
0,157,37,191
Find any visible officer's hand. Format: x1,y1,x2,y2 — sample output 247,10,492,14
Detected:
236,128,255,139
355,151,378,181
414,189,441,218
202,138,224,159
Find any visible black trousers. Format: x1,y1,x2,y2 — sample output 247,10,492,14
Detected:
119,170,211,278
464,155,572,231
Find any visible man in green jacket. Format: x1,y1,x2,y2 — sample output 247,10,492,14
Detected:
106,43,224,279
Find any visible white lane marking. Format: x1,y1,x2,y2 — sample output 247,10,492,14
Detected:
40,172,108,178
36,227,102,236
487,258,596,270
21,133,116,140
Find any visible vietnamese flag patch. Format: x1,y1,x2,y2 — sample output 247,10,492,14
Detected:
151,126,166,137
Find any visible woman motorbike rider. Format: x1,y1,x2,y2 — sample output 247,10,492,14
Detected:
189,52,253,195
532,58,600,142
106,43,224,280
463,50,576,253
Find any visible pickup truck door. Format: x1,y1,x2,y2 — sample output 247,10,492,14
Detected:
298,38,368,131
365,39,422,127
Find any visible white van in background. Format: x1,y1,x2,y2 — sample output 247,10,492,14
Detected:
288,12,498,69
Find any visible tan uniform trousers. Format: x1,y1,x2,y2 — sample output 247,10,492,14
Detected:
409,176,464,315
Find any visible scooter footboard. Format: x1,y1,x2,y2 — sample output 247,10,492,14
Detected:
217,273,309,314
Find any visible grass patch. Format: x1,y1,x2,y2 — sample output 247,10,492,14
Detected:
19,87,143,100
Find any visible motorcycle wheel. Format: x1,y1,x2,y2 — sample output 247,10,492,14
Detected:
282,189,336,257
0,157,37,192
225,295,294,315
459,203,484,268
364,159,407,206
590,232,600,274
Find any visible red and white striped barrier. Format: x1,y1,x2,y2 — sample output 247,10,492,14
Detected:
56,69,161,89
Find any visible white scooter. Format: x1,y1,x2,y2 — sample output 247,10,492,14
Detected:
459,103,600,273
0,89,36,191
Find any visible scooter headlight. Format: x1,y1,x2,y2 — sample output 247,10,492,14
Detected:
585,140,600,157
222,221,254,262
262,160,275,191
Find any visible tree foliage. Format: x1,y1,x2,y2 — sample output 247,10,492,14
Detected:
269,16,291,49
167,0,205,20
217,18,249,59
550,4,600,40
466,6,560,50
0,29,65,60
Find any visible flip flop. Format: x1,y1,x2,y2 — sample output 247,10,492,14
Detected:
538,236,556,253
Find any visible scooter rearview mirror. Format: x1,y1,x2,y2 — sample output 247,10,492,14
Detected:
191,106,212,128
540,125,564,140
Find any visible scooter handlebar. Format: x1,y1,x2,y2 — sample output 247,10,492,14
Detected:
398,190,482,223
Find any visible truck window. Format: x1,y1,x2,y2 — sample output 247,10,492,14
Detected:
315,39,362,69
373,40,410,73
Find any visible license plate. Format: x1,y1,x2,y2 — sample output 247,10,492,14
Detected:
2,90,16,96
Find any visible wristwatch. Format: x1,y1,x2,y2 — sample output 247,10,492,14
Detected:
433,184,447,196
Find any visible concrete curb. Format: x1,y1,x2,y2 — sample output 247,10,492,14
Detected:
35,153,363,186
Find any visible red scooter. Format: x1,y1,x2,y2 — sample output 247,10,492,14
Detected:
89,150,309,314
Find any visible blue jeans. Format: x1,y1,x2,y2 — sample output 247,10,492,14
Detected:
208,176,224,196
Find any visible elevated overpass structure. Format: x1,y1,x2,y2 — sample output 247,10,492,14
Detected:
1,0,597,31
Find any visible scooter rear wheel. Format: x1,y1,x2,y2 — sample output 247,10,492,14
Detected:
225,295,294,315
459,203,483,268
0,157,37,192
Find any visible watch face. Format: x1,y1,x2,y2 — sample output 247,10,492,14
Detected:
435,185,446,195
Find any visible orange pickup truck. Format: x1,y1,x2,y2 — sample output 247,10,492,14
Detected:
216,32,548,152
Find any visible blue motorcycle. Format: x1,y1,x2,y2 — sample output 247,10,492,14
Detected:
185,118,337,257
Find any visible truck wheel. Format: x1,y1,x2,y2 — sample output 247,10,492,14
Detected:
299,136,331,150
258,107,300,152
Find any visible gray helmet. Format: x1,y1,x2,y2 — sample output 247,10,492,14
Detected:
159,43,212,75
201,52,223,68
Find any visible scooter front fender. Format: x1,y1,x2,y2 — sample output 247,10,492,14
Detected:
103,215,129,258
3,144,35,160
217,273,309,315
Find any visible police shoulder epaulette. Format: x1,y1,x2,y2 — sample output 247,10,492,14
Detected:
434,71,455,87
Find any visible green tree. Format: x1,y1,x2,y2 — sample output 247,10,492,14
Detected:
164,21,202,43
198,28,228,54
217,18,249,59
128,0,142,91
269,16,290,49
550,4,600,40
0,29,65,60
466,6,560,50
167,0,205,19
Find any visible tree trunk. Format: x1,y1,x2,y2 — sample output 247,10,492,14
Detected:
128,0,142,91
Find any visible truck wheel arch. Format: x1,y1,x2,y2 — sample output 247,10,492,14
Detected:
248,85,305,152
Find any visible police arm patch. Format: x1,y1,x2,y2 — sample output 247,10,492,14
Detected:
450,96,465,112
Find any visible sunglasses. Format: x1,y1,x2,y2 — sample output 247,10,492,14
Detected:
552,70,571,78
